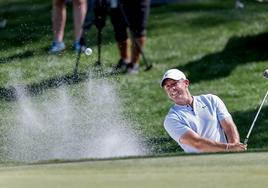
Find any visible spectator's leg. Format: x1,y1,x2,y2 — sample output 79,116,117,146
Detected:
128,0,150,68
73,0,87,42
52,0,66,42
131,36,146,65
110,6,131,73
117,39,131,63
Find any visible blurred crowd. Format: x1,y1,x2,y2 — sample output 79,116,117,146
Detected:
49,0,151,74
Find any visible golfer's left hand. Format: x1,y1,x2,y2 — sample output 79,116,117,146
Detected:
227,143,247,151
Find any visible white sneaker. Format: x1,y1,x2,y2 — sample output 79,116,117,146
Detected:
127,63,139,74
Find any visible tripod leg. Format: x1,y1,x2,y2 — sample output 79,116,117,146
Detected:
95,28,102,66
73,48,82,78
72,0,95,76
73,31,85,76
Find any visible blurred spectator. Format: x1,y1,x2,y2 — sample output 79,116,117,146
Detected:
111,0,151,73
49,0,87,54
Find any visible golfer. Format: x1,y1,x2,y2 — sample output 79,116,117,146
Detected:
161,69,247,153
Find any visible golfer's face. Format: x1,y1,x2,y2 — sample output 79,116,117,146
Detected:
163,79,189,105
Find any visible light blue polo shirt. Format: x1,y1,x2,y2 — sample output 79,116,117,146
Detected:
164,94,230,153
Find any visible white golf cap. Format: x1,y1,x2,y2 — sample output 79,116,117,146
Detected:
160,69,186,87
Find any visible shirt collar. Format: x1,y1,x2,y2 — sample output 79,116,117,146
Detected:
174,96,196,114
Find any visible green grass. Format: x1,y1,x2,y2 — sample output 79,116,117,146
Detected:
1,0,268,160
1,1,268,187
1,152,268,188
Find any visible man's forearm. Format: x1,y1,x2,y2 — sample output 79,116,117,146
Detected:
220,117,240,143
180,131,227,152
194,139,246,152
180,130,246,152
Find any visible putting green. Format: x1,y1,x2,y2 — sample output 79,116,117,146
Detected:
0,152,268,188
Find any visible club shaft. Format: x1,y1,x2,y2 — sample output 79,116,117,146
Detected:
244,90,268,144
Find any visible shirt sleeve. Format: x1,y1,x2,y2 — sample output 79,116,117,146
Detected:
164,113,190,143
211,95,231,121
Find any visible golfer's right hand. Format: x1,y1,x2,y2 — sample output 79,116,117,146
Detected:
227,143,247,152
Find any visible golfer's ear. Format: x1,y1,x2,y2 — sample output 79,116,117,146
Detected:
183,79,190,86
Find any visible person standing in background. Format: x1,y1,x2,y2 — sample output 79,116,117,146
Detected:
110,0,151,74
49,0,87,54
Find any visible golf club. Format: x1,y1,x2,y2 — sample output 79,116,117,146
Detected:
94,0,108,67
244,69,268,145
73,35,93,76
73,0,95,76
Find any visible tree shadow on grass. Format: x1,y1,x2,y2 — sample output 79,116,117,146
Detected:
0,51,34,64
0,70,97,101
0,66,121,102
0,46,59,64
176,32,268,84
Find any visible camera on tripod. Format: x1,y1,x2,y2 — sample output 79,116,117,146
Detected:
84,0,118,31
